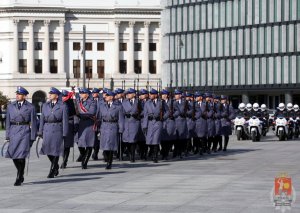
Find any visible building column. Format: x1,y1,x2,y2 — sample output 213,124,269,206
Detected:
28,20,35,74
43,20,50,74
12,19,19,74
157,22,161,75
127,21,135,74
142,21,150,75
242,93,249,104
285,91,293,104
114,21,120,75
58,20,65,74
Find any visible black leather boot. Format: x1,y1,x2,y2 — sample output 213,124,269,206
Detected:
76,147,86,162
14,159,22,186
223,136,229,151
92,146,100,160
153,145,158,163
53,157,59,177
106,151,113,170
61,147,70,169
47,155,55,178
19,159,25,183
82,147,92,169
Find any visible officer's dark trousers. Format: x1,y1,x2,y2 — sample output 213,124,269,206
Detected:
207,137,214,153
61,147,70,168
223,136,229,151
213,135,222,151
92,132,100,160
161,140,172,159
138,141,148,160
148,145,159,163
125,143,136,162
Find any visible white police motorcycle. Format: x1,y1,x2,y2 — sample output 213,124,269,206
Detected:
248,116,262,142
234,116,247,140
274,116,288,141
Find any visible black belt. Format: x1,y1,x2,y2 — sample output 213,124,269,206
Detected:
148,116,161,121
10,122,30,126
45,121,62,124
102,119,118,123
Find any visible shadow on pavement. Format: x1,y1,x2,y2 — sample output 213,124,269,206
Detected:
25,177,102,185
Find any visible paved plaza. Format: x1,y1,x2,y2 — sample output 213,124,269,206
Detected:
0,130,300,213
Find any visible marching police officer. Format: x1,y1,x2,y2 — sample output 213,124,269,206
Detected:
122,88,141,162
204,93,215,154
115,88,125,104
185,93,196,156
212,95,222,152
142,88,165,163
220,95,235,151
160,89,177,160
74,88,97,169
97,90,124,169
91,88,101,160
5,86,37,186
173,89,188,158
60,89,77,168
38,87,68,178
137,89,149,160
194,92,207,155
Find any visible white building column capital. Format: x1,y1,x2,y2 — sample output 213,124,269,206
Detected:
44,19,50,26
13,18,19,25
144,21,151,28
114,21,121,27
28,19,35,26
129,21,135,28
59,19,66,26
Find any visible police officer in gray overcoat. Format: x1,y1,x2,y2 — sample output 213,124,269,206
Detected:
160,89,177,160
91,88,101,160
194,92,207,155
122,88,140,162
97,90,124,169
142,88,165,163
38,87,68,178
137,89,149,160
60,89,77,168
5,86,37,186
173,89,188,158
212,95,222,152
74,88,97,169
204,93,215,154
220,95,235,151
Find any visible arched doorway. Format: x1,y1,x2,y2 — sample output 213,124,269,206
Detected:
32,90,46,114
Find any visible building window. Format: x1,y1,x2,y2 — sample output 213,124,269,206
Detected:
19,42,27,50
35,59,42,73
73,42,81,51
73,60,80,78
50,42,57,51
35,42,42,50
120,60,127,74
149,43,157,51
97,60,105,78
97,43,105,51
149,60,156,74
85,60,93,79
120,43,127,51
19,59,27,73
134,43,142,51
134,60,142,74
85,43,93,51
50,60,58,73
